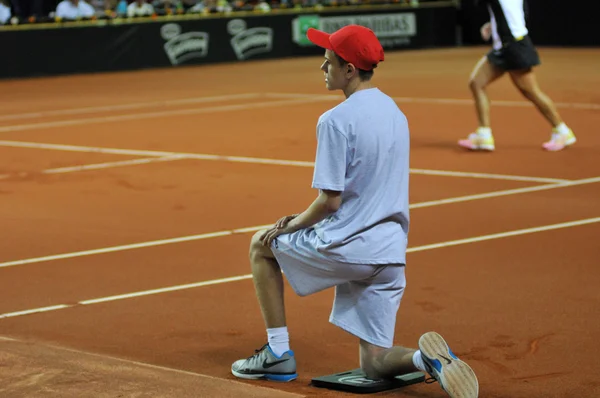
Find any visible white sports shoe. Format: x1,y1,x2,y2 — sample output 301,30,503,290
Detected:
419,331,479,398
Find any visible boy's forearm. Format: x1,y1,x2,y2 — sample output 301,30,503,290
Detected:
289,191,340,230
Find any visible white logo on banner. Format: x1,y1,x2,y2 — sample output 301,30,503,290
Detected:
162,23,210,65
228,19,273,61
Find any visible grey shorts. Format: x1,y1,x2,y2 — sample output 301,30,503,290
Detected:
271,229,406,348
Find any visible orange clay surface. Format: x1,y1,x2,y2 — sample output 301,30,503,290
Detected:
1,47,599,397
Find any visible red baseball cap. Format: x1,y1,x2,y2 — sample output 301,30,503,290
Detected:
306,24,384,71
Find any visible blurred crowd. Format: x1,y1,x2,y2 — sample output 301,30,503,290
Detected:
0,0,431,24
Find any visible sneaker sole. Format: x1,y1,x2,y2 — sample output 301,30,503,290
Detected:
543,134,577,151
458,142,495,152
419,332,479,398
475,145,495,151
543,138,576,151
231,368,298,382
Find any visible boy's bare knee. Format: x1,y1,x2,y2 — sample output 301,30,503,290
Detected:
360,341,386,380
250,230,264,247
361,362,377,379
249,230,275,262
361,356,385,380
249,231,262,255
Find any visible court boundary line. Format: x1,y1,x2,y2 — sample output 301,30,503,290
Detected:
1,91,596,134
4,90,594,124
0,96,339,133
409,177,600,209
0,140,571,183
1,175,599,270
264,92,600,110
0,335,306,398
0,93,263,122
1,216,598,320
0,155,186,180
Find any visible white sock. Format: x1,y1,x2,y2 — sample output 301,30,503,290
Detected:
476,126,492,139
267,327,290,357
412,350,427,372
554,122,570,135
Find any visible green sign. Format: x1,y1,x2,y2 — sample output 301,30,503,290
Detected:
292,12,418,48
292,15,320,46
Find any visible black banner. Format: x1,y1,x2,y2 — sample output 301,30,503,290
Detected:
458,0,600,47
1,5,458,79
526,0,599,47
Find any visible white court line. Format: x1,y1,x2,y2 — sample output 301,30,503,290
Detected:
265,92,600,110
410,176,600,209
0,140,315,167
1,216,598,320
0,140,566,183
407,217,600,253
3,88,595,124
409,168,568,184
0,96,338,133
0,93,262,122
0,155,185,180
392,96,600,110
79,274,254,305
1,175,599,270
42,155,186,174
0,226,271,269
0,140,197,158
1,305,72,319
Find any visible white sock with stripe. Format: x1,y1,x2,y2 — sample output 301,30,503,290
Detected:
412,350,427,372
267,326,290,357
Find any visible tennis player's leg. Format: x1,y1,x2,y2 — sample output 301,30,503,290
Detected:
509,69,576,151
458,55,505,151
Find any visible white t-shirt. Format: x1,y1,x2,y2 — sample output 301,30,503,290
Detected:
308,87,410,264
488,0,529,50
55,0,96,19
0,3,11,24
127,2,154,17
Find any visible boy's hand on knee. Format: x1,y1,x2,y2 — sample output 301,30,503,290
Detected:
275,214,298,230
260,227,283,247
260,216,300,247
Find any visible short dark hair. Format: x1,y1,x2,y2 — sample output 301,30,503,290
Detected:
334,53,375,82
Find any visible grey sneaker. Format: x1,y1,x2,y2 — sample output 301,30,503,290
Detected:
419,331,479,398
231,344,297,382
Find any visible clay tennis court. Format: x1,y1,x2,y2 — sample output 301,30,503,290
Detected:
1,46,599,397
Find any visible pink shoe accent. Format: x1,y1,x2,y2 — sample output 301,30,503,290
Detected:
542,132,576,152
458,133,494,151
458,138,477,150
542,140,566,151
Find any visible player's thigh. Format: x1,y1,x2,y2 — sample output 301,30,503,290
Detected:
469,55,505,89
331,264,406,348
273,248,377,297
508,68,541,97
